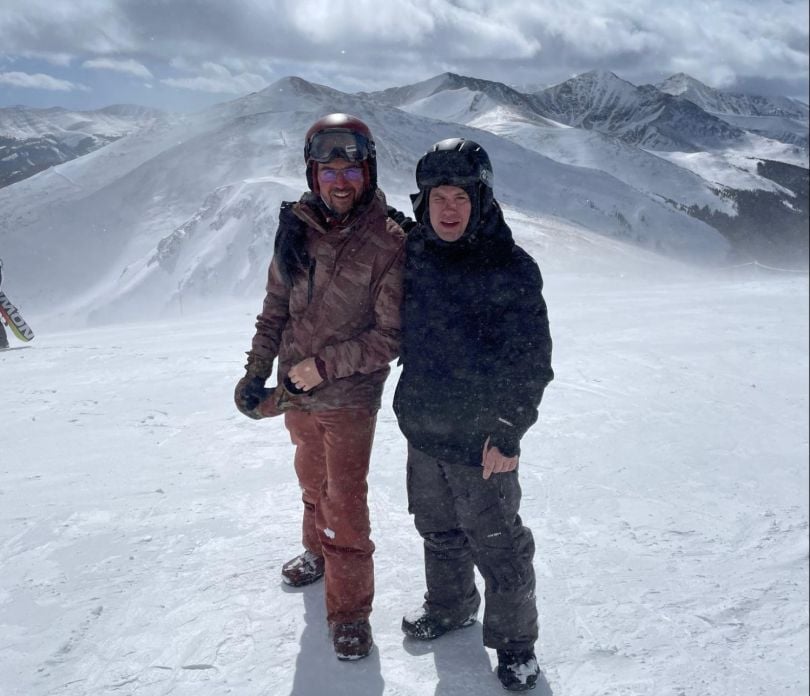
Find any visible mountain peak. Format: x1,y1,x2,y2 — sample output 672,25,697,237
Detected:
657,73,809,122
543,70,640,99
657,73,707,95
416,72,486,93
578,69,626,84
543,70,637,95
205,75,349,121
263,75,327,96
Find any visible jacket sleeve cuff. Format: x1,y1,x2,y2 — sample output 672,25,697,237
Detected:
314,356,328,380
489,419,522,458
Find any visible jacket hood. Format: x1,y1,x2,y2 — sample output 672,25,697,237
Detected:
409,199,515,266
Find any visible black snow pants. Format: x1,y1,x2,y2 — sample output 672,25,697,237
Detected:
405,444,538,651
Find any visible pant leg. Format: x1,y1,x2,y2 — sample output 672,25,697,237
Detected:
314,408,378,625
444,464,538,652
406,445,480,622
284,410,326,556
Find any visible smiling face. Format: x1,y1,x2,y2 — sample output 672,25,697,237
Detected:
428,185,472,242
317,158,366,216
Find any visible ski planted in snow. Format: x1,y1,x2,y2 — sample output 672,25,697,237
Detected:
0,290,34,342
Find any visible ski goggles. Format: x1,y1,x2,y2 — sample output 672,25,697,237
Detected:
317,166,364,183
307,129,374,163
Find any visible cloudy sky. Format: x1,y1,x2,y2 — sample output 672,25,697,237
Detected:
1,0,808,113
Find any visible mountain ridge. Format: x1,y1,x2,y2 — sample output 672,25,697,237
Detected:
0,70,806,324
0,103,166,188
656,72,809,148
529,70,748,151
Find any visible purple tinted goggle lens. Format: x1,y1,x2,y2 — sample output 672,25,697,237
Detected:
309,130,371,163
318,167,364,183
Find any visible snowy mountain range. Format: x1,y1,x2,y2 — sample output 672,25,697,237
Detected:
366,70,808,272
0,104,164,188
0,70,807,325
658,73,809,148
531,70,749,151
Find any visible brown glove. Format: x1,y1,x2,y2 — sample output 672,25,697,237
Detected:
256,379,316,417
255,386,285,418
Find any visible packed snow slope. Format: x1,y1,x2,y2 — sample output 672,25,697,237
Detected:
1,216,807,696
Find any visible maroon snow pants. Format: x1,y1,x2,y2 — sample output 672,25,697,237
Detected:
284,408,377,624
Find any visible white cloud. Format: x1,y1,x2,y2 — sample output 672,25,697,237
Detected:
5,50,75,67
0,70,89,91
0,0,805,101
508,0,809,83
161,62,267,94
280,0,434,43
82,57,153,79
286,0,539,59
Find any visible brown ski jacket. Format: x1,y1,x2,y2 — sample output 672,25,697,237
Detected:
247,190,405,411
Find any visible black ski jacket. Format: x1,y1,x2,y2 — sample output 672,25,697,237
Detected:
393,201,553,466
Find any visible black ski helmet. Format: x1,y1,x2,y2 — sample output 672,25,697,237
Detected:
412,138,494,227
303,113,377,194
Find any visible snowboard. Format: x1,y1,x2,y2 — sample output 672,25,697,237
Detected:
0,290,34,342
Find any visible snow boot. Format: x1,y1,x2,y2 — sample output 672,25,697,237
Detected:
281,550,324,587
401,606,478,641
331,619,374,661
496,649,540,691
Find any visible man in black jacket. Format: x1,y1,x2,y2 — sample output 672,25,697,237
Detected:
392,138,553,692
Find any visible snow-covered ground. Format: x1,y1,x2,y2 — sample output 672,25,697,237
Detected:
1,248,807,695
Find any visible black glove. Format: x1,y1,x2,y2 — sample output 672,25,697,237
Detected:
387,205,417,233
489,417,522,458
488,430,521,458
234,375,272,419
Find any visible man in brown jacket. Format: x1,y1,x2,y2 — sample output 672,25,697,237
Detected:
234,113,405,661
